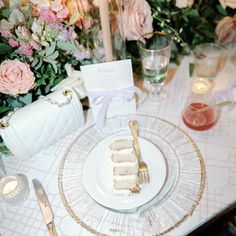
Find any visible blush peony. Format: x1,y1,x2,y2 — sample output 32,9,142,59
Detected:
0,59,35,95
215,15,236,45
119,0,153,41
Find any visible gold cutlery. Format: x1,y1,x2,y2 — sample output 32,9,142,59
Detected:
129,120,150,184
32,179,57,236
130,185,141,194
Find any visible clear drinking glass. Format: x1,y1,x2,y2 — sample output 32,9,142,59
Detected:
137,31,173,102
193,43,226,79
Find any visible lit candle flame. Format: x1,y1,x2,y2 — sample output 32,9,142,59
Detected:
3,180,18,195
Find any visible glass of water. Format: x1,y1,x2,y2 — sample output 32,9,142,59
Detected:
137,31,173,102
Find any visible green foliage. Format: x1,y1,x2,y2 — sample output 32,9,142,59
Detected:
0,141,10,156
0,107,11,113
0,43,13,55
189,63,195,77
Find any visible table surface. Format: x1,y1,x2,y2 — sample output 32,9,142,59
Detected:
0,56,236,236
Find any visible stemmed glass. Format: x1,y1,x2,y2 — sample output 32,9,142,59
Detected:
137,31,173,103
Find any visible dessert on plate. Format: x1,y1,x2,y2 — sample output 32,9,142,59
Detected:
109,139,139,193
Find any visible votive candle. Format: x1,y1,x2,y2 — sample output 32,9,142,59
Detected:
2,179,18,195
0,174,29,204
192,78,212,94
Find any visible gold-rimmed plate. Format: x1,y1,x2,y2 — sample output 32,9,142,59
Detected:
58,114,205,235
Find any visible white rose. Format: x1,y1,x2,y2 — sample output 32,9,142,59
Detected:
175,0,194,8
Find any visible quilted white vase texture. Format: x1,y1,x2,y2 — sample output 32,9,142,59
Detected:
0,88,85,159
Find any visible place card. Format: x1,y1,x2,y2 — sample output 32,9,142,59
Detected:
81,59,138,127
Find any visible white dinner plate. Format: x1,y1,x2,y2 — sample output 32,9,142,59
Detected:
82,134,167,211
59,114,205,235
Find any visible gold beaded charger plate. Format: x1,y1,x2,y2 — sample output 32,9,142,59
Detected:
58,114,206,236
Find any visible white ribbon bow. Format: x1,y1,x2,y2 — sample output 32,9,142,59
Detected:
88,86,141,128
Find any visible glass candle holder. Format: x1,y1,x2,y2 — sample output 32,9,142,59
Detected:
0,174,30,205
191,77,213,94
193,43,226,79
182,78,219,131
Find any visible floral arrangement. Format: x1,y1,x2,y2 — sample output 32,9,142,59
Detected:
125,0,236,64
0,0,236,155
0,0,93,153
0,0,91,116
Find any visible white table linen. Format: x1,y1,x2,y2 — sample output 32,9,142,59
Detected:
0,56,236,236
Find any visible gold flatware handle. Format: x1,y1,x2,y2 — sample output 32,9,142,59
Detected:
128,120,142,161
47,222,57,236
129,120,150,184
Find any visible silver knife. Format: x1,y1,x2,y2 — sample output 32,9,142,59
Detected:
32,179,57,236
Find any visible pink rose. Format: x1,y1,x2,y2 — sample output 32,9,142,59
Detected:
0,59,35,95
119,0,153,41
215,15,236,45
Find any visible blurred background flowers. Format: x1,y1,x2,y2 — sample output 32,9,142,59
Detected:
126,0,236,66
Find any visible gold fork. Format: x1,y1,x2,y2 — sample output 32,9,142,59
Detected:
130,185,140,194
129,120,150,184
